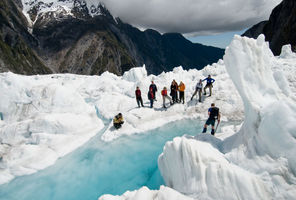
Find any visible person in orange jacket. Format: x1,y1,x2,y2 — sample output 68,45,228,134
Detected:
178,81,185,104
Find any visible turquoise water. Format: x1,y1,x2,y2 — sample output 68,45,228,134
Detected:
0,119,204,200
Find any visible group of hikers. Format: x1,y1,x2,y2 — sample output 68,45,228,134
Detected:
113,75,221,135
135,75,215,109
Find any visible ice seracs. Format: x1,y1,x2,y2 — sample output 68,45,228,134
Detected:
0,73,104,184
99,186,194,200
0,58,243,184
98,35,296,199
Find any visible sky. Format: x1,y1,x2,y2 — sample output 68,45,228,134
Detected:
95,0,282,48
186,30,246,49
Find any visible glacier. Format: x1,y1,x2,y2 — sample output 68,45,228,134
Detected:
0,119,204,200
99,36,296,200
0,34,296,200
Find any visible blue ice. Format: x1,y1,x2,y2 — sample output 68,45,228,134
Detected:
0,119,203,200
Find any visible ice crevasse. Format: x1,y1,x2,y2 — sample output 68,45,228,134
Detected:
99,35,296,200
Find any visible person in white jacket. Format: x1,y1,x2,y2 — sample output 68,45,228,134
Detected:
191,79,203,102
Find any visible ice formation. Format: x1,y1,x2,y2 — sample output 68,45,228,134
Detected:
0,73,104,184
99,36,296,199
1,34,296,200
0,57,243,184
99,186,194,200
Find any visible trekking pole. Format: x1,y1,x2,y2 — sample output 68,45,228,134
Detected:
214,121,220,135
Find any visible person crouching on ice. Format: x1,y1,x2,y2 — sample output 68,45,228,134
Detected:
113,113,124,129
161,87,173,108
202,103,220,135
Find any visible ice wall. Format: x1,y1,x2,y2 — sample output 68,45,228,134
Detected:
99,186,194,200
224,35,296,170
0,73,104,184
97,35,296,200
157,35,296,199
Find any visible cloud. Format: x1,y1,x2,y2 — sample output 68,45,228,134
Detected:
96,0,282,35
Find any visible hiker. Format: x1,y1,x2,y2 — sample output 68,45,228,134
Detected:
202,75,215,96
170,80,178,103
161,87,173,108
178,81,185,104
202,103,220,135
149,81,158,101
113,113,124,129
191,79,203,102
148,88,154,108
135,86,144,107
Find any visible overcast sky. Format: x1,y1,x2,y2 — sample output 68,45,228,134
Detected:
98,0,282,36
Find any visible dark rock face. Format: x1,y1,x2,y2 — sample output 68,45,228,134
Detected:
113,22,225,74
243,0,296,55
1,1,224,75
0,0,52,74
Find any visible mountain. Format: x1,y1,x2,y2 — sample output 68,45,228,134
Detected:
243,0,296,55
0,0,52,74
0,0,225,75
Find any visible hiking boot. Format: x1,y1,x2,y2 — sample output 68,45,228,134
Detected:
202,128,207,133
211,129,215,135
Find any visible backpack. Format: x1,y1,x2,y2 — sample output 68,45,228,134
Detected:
209,107,219,119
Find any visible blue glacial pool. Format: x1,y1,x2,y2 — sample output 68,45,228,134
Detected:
0,119,207,200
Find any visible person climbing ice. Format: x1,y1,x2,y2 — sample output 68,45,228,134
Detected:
202,103,220,135
203,75,215,96
113,113,124,129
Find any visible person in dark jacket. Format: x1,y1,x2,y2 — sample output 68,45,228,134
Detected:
203,75,215,96
148,88,154,108
202,103,221,135
135,86,144,107
170,80,178,104
149,81,157,101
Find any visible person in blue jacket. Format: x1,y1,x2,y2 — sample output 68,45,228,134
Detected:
203,75,215,96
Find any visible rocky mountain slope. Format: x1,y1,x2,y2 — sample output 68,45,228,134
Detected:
0,0,52,75
243,0,296,55
0,0,224,75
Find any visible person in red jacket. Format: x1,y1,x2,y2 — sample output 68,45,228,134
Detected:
161,87,173,108
135,86,144,107
148,87,154,108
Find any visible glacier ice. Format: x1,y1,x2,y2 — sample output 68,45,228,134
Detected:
99,35,296,199
0,119,203,200
1,32,296,200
